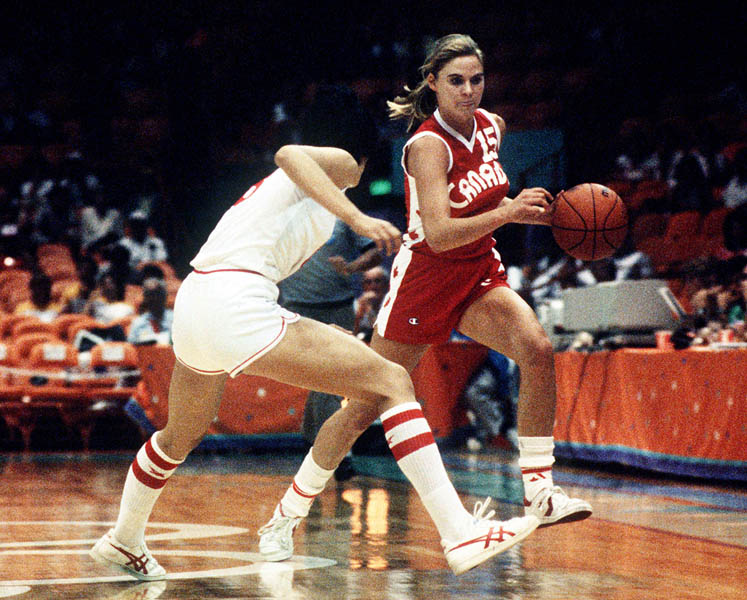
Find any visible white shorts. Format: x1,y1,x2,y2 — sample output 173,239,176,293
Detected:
172,269,299,377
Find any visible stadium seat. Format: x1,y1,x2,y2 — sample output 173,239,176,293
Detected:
667,234,705,267
84,342,141,406
52,314,99,342
524,100,562,129
604,180,635,200
486,103,524,128
37,244,78,282
27,341,79,370
8,332,60,365
482,72,519,105
67,319,107,345
0,314,38,340
23,341,80,388
628,180,669,212
632,213,668,247
42,261,79,282
637,236,677,273
11,319,57,338
700,206,732,237
517,70,558,102
665,210,702,240
90,341,139,370
558,67,596,99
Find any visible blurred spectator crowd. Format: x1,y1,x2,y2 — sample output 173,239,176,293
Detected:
1,2,745,344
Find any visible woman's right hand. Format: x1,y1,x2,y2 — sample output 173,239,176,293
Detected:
351,214,402,256
499,187,555,226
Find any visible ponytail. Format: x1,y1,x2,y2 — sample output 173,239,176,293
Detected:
388,34,484,132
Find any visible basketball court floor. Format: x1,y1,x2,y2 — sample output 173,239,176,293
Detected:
1,447,744,599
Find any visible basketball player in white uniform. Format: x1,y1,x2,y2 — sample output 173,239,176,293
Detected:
89,86,539,581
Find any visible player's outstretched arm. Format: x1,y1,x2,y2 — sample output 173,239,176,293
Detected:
274,145,402,255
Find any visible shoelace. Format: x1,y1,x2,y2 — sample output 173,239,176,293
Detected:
258,516,299,537
471,497,496,523
533,485,567,507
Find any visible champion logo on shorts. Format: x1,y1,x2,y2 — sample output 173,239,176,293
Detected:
408,317,419,325
480,278,493,286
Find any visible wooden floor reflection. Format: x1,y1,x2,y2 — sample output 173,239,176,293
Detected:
0,449,744,599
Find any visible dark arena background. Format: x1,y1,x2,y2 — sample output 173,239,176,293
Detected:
0,2,745,599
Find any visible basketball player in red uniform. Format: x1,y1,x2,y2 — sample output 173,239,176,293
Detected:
263,34,590,574
375,34,592,528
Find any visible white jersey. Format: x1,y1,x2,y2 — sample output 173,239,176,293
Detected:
190,168,337,282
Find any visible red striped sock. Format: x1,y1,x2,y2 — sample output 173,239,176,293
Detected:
114,432,183,546
278,449,334,518
381,402,470,541
518,436,555,503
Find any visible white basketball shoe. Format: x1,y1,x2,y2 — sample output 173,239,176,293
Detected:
258,509,302,562
441,497,540,575
524,486,592,527
89,529,166,581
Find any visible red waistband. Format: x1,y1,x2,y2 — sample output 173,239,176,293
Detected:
193,268,265,277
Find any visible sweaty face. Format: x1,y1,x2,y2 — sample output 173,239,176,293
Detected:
428,55,485,123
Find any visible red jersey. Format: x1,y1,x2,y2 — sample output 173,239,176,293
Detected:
401,108,510,259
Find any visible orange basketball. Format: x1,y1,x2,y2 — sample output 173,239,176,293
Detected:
551,183,628,261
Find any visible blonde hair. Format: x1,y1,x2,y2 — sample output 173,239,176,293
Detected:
387,34,484,132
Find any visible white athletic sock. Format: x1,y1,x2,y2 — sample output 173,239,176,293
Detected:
113,432,182,547
518,436,555,503
381,402,470,542
278,449,335,518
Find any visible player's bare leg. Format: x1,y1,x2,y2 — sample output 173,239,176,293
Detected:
368,332,430,375
157,364,228,460
458,286,592,527
91,363,228,580
250,317,538,571
457,286,555,437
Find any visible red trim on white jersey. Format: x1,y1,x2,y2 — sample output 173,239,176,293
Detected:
193,268,265,277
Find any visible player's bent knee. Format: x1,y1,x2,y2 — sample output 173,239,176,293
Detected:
381,361,415,398
520,331,555,368
340,400,381,432
158,427,206,461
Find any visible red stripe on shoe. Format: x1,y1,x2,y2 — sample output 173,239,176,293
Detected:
292,480,317,499
145,438,180,471
132,459,168,489
389,432,435,461
520,466,552,475
446,525,516,552
381,409,423,432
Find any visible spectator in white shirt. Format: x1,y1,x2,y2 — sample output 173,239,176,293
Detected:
127,277,173,345
118,210,167,270
79,186,124,250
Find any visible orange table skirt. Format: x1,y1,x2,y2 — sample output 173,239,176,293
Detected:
554,348,747,480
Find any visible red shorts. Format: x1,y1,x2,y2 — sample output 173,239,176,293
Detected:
375,246,509,344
